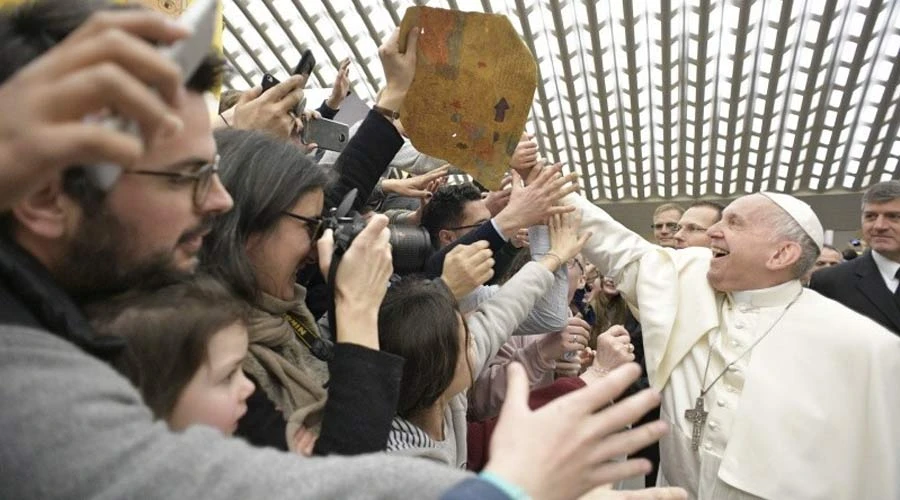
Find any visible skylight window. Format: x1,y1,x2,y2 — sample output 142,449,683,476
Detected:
223,0,900,201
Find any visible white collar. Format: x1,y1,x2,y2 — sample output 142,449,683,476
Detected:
871,250,900,278
728,280,803,308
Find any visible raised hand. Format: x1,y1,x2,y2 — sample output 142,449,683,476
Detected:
538,316,590,364
483,175,513,217
316,214,393,349
375,26,420,115
440,241,494,299
483,363,667,500
593,325,635,372
540,211,591,273
231,74,307,140
381,164,451,199
493,164,579,238
0,9,189,209
292,109,322,153
326,58,351,110
509,132,539,171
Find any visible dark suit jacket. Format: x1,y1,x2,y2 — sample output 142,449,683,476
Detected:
809,251,900,335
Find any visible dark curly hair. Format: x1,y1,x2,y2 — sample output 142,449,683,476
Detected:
420,183,484,246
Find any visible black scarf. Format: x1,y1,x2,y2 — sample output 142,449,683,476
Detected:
0,237,123,360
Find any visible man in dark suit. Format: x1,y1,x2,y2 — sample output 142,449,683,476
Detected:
810,181,900,336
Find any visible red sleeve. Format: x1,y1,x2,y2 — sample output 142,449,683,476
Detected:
466,377,586,472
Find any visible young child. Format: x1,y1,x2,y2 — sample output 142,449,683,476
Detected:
89,277,255,435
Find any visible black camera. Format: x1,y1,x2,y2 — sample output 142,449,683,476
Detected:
386,224,433,275
325,189,434,275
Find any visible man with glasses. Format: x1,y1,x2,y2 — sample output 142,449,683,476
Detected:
422,181,591,420
673,201,724,250
651,203,684,247
0,3,675,500
421,167,577,277
0,2,466,498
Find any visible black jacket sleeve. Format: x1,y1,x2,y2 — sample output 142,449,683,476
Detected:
486,243,528,286
325,110,404,212
423,221,507,278
235,373,290,451
313,343,404,456
317,101,339,120
236,345,404,456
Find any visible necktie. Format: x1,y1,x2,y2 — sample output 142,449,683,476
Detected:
894,268,900,299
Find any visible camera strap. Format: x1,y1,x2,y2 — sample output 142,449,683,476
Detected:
326,247,345,356
282,311,334,362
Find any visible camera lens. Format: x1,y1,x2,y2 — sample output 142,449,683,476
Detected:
388,225,434,275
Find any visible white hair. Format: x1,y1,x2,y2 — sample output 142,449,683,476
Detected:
765,205,819,278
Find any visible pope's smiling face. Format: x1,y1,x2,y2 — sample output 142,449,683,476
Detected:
706,195,787,292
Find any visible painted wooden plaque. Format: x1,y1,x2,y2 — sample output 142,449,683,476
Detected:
399,7,537,190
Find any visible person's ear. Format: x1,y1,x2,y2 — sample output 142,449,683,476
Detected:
767,241,802,272
438,229,455,248
11,178,72,241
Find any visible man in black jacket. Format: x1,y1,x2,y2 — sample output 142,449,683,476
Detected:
810,181,900,336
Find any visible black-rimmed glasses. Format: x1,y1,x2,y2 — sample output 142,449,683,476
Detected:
126,155,220,208
444,220,488,232
282,211,325,240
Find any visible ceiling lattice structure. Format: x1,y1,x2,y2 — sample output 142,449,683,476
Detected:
222,0,900,203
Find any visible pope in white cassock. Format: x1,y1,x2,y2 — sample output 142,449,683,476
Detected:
564,190,900,499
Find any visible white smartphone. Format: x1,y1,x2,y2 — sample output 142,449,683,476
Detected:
85,0,219,190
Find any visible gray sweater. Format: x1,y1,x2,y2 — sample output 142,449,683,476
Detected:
0,324,473,499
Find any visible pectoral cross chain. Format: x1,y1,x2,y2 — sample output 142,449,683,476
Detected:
684,397,708,451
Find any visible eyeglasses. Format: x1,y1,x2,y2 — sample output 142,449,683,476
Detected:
126,155,220,208
282,211,325,240
651,222,679,231
675,224,708,233
444,220,488,232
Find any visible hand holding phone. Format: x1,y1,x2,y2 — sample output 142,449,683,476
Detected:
0,9,192,210
301,117,350,152
85,0,218,190
260,73,307,116
293,49,316,77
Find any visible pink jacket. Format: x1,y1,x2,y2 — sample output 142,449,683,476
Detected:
466,333,557,420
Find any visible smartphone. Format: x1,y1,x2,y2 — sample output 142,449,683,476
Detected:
85,0,218,190
302,117,350,152
261,47,314,92
293,49,316,77
261,72,280,92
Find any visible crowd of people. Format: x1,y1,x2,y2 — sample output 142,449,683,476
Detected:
1,1,898,499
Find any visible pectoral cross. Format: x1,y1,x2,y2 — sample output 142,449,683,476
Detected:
684,397,708,451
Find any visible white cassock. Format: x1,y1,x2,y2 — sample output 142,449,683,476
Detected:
565,194,900,500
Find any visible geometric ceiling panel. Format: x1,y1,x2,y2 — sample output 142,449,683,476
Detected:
223,0,900,202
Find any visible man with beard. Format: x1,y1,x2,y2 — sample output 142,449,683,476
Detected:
560,187,900,499
0,2,671,499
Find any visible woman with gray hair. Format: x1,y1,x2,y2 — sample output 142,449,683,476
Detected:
201,128,401,456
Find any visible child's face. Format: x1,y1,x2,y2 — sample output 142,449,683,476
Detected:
168,322,254,435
